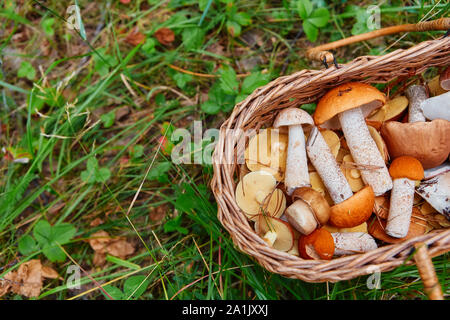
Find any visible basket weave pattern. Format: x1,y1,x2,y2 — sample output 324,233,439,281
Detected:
211,37,450,282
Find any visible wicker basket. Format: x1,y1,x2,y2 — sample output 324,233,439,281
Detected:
211,19,450,297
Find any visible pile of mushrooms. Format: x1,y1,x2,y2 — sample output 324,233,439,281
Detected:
236,67,450,261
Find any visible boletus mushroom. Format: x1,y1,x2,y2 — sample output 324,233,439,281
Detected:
381,119,450,169
331,232,378,256
385,156,424,238
416,170,450,220
235,171,286,221
314,82,392,196
256,215,295,252
284,187,331,235
329,185,375,228
273,107,314,195
306,126,353,204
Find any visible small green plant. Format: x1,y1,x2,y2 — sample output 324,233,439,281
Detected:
102,275,150,300
201,68,270,115
296,0,330,42
80,157,111,184
18,220,76,262
17,61,36,80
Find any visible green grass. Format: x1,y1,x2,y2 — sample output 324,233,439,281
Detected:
0,0,449,300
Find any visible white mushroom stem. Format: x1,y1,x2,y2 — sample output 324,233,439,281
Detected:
385,178,415,238
417,171,450,220
285,124,310,195
338,107,393,195
405,85,427,123
306,126,353,204
420,91,450,121
331,232,378,256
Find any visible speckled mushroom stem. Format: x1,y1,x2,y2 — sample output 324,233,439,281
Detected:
285,124,310,195
306,126,353,204
405,85,427,123
338,108,393,195
331,232,378,256
385,178,415,238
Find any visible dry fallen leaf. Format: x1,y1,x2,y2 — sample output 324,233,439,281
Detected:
149,205,167,222
154,28,175,45
88,230,135,266
125,27,145,46
0,260,59,298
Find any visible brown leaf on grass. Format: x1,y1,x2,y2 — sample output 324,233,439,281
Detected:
154,28,175,45
89,217,104,227
149,205,167,222
125,27,146,46
120,0,131,3
88,231,135,266
0,260,59,298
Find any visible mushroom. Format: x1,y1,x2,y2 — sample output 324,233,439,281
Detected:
405,85,428,123
323,222,368,234
329,185,375,228
440,66,450,91
385,156,424,238
428,75,448,96
416,170,450,220
314,82,392,196
420,91,450,121
273,107,314,195
331,232,378,256
284,187,330,235
381,119,450,169
298,228,335,260
245,128,288,181
423,162,450,180
368,208,427,244
306,126,353,204
367,95,409,122
235,171,286,221
256,215,295,252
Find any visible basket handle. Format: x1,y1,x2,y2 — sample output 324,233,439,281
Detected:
413,242,444,300
306,18,450,65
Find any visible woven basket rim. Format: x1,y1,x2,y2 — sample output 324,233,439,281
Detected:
211,36,450,282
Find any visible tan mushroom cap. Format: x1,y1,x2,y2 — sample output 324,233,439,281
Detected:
273,107,314,128
329,185,375,228
235,171,277,220
314,82,386,129
291,187,331,225
380,119,450,169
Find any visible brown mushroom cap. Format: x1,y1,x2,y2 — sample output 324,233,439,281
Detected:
284,200,318,235
329,185,375,228
380,119,450,169
314,82,386,129
273,107,314,128
291,187,331,225
389,156,424,181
